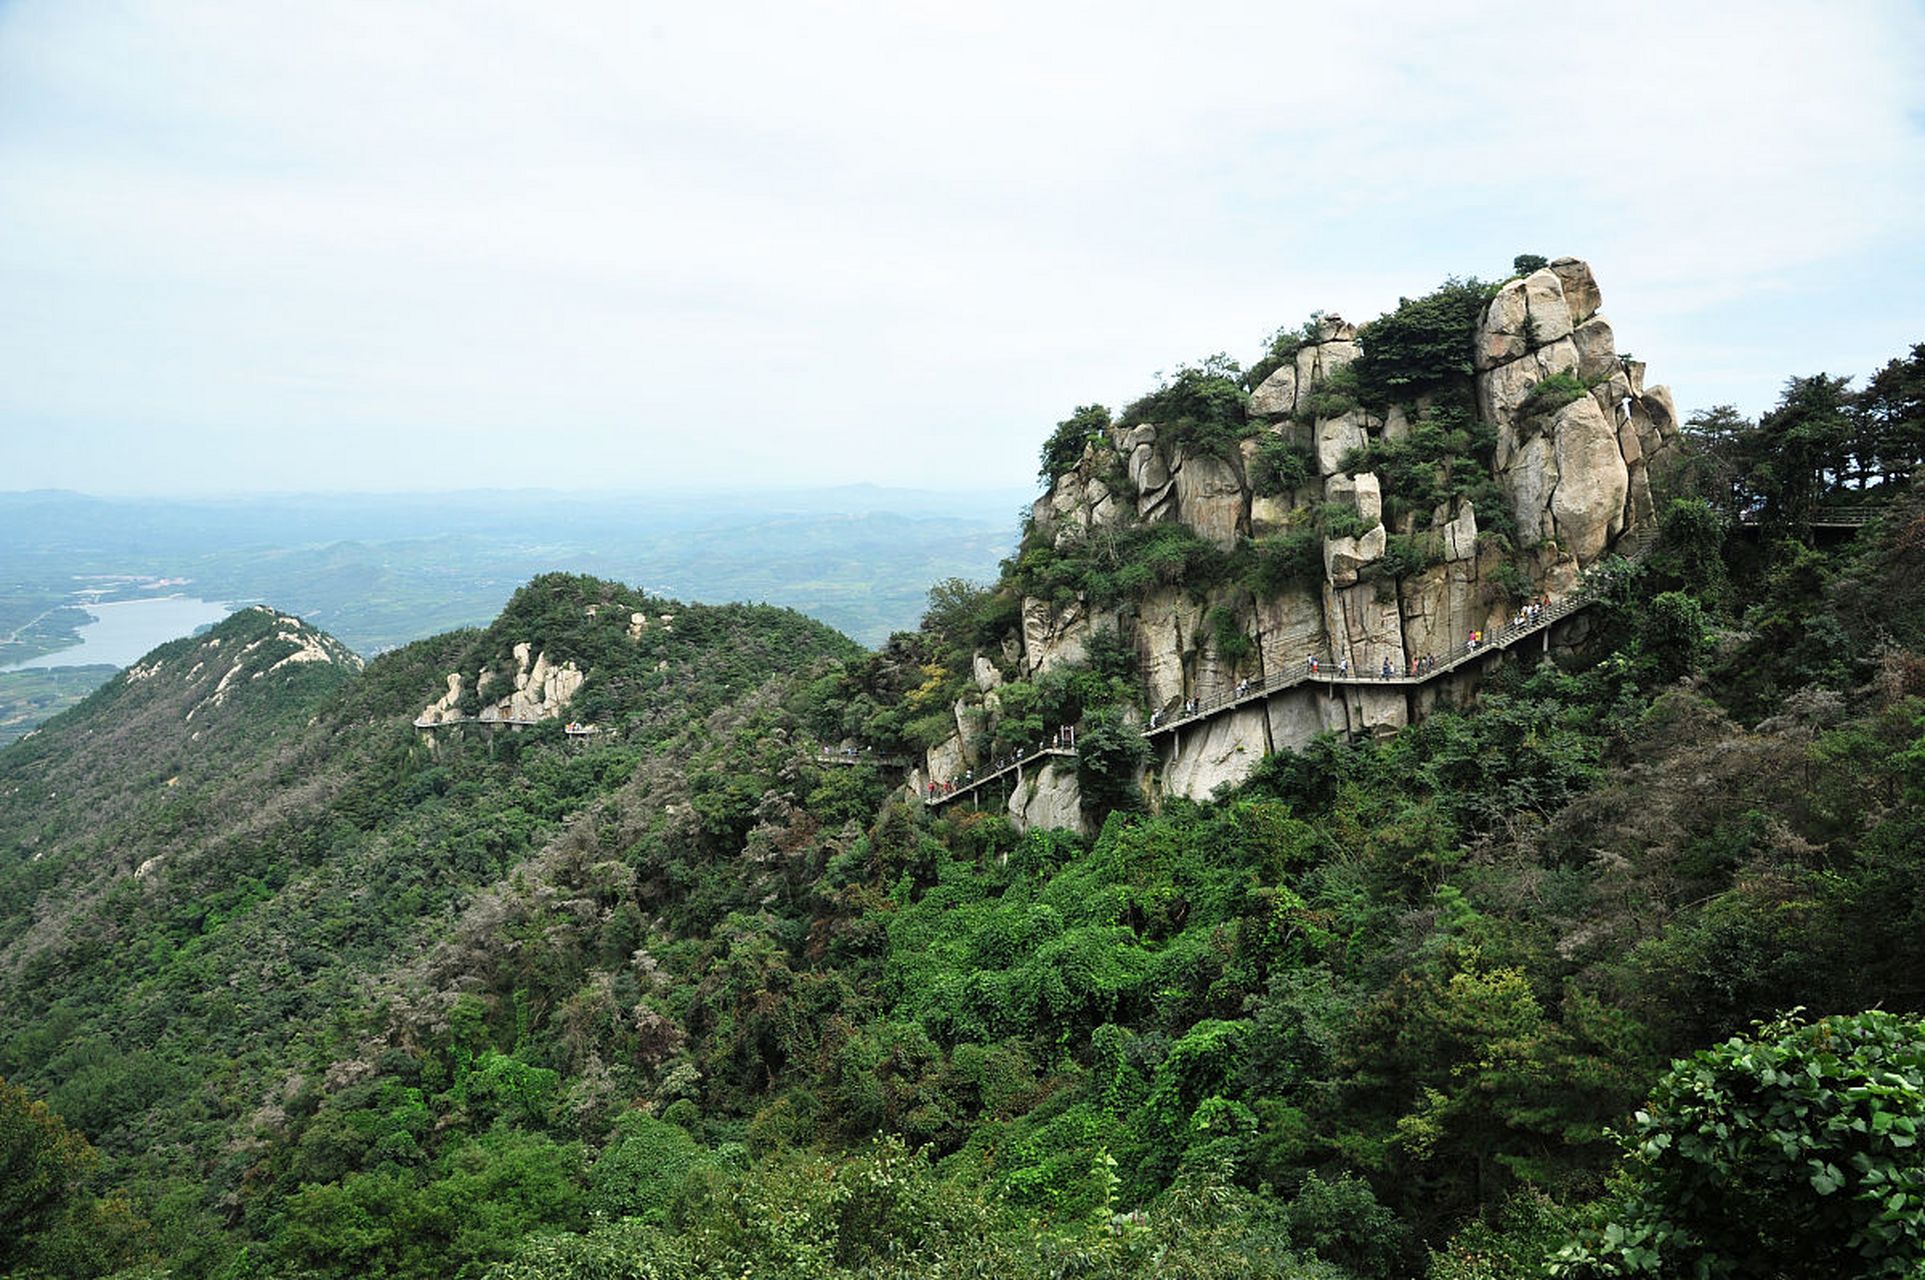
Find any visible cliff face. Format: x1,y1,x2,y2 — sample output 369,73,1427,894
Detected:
922,259,1678,819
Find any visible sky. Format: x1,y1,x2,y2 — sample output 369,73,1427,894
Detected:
1,0,1922,496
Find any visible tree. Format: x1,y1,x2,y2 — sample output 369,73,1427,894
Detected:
1556,1011,1925,1278
1855,342,1925,492
1748,374,1857,527
0,1078,95,1272
1676,405,1754,517
1038,404,1112,484
1512,254,1549,275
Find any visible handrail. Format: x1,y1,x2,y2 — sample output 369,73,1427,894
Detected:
924,732,1079,807
1738,504,1883,527
1141,522,1658,740
413,714,547,729
817,748,912,768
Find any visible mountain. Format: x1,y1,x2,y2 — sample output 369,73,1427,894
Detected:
2,261,1923,1280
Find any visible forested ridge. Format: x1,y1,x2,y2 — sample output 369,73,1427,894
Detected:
3,319,1925,1276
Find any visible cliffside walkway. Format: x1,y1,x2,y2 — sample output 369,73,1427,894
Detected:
412,715,547,729
1142,525,1658,745
1738,504,1881,529
925,740,1078,808
818,748,913,768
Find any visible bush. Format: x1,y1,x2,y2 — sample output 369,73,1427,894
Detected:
1556,1010,1925,1279
1039,405,1112,484
1244,531,1324,595
1209,605,1254,667
1321,504,1370,541
1350,277,1496,408
1245,318,1319,390
1517,372,1589,420
1249,436,1315,498
1120,356,1252,461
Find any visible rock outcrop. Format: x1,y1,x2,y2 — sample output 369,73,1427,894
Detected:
924,259,1677,824
417,641,585,726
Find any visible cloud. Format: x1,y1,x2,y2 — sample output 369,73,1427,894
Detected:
1,0,1921,492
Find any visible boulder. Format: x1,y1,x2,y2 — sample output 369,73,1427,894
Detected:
1641,385,1680,439
1009,759,1086,834
1315,314,1358,344
1248,363,1298,420
1382,402,1414,443
1537,335,1580,380
1550,257,1603,324
1572,316,1617,382
1250,494,1295,536
1173,449,1245,549
1264,687,1327,755
1508,431,1560,547
1483,358,1544,456
953,700,987,766
1130,441,1170,495
1021,596,1092,675
926,733,966,785
1315,409,1369,475
1325,581,1406,676
1477,280,1530,370
1549,395,1630,563
1352,472,1383,526
1314,338,1361,382
1436,497,1479,561
973,653,1004,693
1324,524,1387,587
1522,268,1574,345
1325,470,1383,526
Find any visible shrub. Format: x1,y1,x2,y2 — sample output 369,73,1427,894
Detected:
1249,436,1316,498
1321,503,1370,541
1243,531,1324,595
1244,317,1319,390
1119,356,1251,461
1555,1010,1925,1279
1209,605,1254,667
1517,372,1589,420
1039,405,1113,484
1375,534,1436,581
1350,277,1496,408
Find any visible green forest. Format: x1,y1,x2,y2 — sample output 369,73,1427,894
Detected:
3,301,1925,1278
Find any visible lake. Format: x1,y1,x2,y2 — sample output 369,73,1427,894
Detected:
2,596,234,672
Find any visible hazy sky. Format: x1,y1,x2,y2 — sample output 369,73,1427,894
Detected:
2,1,1921,496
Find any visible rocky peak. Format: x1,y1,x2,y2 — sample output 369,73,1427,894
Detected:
939,258,1679,821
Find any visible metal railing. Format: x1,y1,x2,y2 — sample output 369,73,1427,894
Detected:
924,730,1079,807
1141,522,1658,740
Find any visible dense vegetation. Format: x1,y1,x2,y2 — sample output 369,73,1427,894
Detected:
3,318,1924,1278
